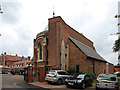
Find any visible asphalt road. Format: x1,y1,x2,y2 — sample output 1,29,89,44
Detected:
1,74,49,90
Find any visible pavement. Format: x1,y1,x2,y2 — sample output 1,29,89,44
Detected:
2,74,48,90
30,81,96,90
2,74,96,90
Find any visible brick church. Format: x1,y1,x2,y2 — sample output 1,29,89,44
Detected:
33,16,114,77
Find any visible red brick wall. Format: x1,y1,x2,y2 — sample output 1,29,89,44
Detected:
94,60,106,76
48,16,112,76
48,19,58,66
108,63,114,74
36,61,47,70
69,39,107,76
28,66,33,83
69,40,87,72
48,16,94,66
6,61,16,67
38,67,45,82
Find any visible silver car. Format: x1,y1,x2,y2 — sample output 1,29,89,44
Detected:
96,74,119,90
45,70,70,85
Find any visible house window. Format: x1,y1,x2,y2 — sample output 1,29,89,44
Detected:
76,65,79,73
40,45,42,59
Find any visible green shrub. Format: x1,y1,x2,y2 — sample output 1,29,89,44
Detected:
67,68,75,75
85,72,96,79
14,68,23,72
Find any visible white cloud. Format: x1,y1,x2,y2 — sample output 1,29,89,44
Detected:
0,0,119,65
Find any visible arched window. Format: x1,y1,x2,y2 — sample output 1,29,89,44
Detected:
40,45,42,59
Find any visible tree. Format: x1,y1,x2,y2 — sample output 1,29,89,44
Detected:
113,38,120,52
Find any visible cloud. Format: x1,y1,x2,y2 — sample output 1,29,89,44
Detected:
0,0,119,65
1,2,22,25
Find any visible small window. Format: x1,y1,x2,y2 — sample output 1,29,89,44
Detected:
76,65,79,73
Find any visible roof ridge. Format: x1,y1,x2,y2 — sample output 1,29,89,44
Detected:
68,36,92,49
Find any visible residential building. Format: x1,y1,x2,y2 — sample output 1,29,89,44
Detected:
1,52,32,69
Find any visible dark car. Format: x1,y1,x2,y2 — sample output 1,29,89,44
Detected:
65,73,93,89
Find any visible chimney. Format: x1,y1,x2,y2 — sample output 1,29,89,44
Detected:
28,56,31,60
16,54,18,56
4,52,6,55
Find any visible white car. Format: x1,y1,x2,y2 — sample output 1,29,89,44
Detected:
45,70,70,85
96,74,119,90
114,71,120,75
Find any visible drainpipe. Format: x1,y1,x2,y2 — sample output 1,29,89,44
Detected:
106,63,109,74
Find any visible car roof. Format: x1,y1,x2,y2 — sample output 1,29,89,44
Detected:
49,70,66,72
98,74,116,77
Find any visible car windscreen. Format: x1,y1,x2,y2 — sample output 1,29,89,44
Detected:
73,74,85,79
98,75,116,81
48,71,55,75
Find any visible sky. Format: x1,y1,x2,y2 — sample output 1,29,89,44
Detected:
0,0,119,65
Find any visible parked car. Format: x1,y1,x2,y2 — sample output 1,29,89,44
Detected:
96,74,119,90
114,71,120,75
65,73,93,89
45,70,70,85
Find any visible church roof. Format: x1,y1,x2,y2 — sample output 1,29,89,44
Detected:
44,25,48,31
69,36,106,62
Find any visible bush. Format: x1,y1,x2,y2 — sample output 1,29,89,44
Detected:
86,72,96,79
67,68,75,75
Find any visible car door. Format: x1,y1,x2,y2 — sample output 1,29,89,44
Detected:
84,75,91,86
57,71,70,82
86,74,93,86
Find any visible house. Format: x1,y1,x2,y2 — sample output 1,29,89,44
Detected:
1,52,33,74
33,16,114,77
114,65,120,72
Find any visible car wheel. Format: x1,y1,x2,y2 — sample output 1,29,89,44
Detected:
115,87,119,90
96,86,99,90
47,81,51,84
57,79,62,85
82,83,85,89
90,82,92,86
67,85,70,88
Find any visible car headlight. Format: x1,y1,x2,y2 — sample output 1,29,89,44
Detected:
77,80,82,83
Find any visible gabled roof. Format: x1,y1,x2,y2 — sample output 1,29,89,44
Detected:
69,36,106,62
6,55,27,61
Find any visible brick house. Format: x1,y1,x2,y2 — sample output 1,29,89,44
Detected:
33,16,114,77
1,52,32,69
114,65,120,72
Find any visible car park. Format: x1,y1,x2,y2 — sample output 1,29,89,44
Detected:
65,73,93,89
96,74,119,90
45,70,70,85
